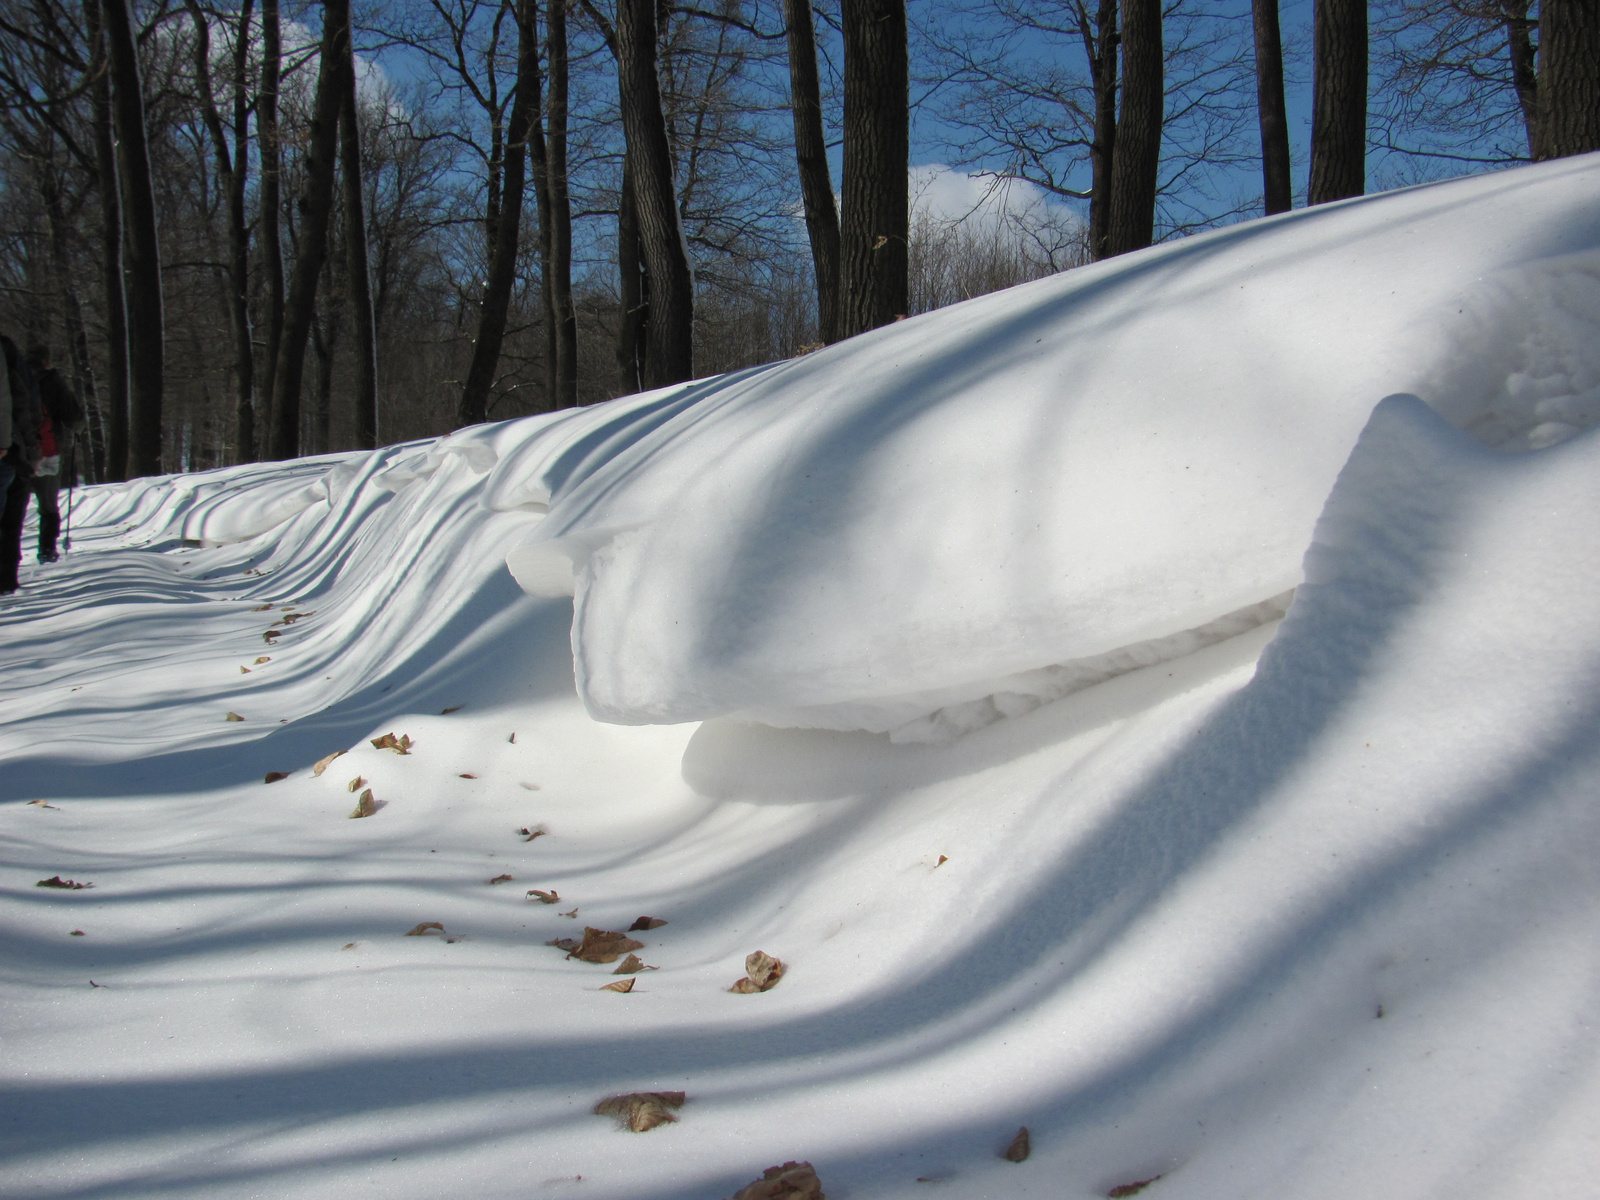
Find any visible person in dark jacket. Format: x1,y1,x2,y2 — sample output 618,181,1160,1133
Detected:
1,331,43,594
24,344,82,563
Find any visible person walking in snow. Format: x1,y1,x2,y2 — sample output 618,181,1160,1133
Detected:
24,344,82,564
1,331,43,594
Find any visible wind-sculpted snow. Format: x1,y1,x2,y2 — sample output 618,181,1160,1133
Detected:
499,154,1600,739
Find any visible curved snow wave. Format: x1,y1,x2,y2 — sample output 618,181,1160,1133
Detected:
495,155,1600,735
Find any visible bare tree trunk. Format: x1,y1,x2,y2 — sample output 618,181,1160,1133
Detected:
459,0,541,426
1085,0,1119,260
186,0,256,464
1252,0,1292,215
103,0,164,476
1500,0,1538,157
339,33,378,449
41,169,101,482
259,0,286,443
786,0,841,343
1535,0,1600,159
546,0,577,406
311,292,341,454
617,161,646,392
85,0,125,482
269,0,347,459
1104,0,1162,256
1308,0,1366,204
839,0,908,337
617,0,693,384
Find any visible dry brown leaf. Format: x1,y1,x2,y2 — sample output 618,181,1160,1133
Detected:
70,929,85,936
350,789,377,818
600,978,635,993
570,927,646,963
546,937,581,952
27,800,59,809
593,1091,685,1132
726,1161,824,1200
730,951,784,993
936,854,949,867
441,706,462,714
347,776,365,793
255,656,271,664
527,889,560,904
1002,1127,1030,1163
264,771,289,784
488,874,514,885
252,603,273,612
312,750,346,777
458,772,477,779
262,630,280,643
519,825,548,842
371,732,413,754
225,712,244,722
341,942,357,949
240,665,252,674
37,876,92,889
404,922,444,936
559,908,579,918
612,953,656,975
628,916,668,932
1107,1177,1162,1198
519,782,540,791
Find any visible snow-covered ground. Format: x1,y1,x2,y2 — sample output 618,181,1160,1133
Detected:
5,154,1600,1200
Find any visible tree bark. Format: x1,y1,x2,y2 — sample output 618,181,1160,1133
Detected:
269,0,347,459
1308,0,1366,204
85,0,127,482
339,34,379,449
1500,0,1538,158
1104,0,1162,256
546,0,578,406
838,0,908,336
459,0,541,426
1086,0,1119,260
103,0,164,476
786,0,841,343
1252,0,1292,215
1535,0,1600,160
617,0,694,384
617,161,647,392
259,0,286,445
186,0,256,463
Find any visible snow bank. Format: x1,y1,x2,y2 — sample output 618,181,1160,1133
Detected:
499,154,1600,740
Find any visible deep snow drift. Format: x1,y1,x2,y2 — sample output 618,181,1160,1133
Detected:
4,155,1600,1200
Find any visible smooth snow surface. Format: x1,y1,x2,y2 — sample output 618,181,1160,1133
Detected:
5,156,1600,1200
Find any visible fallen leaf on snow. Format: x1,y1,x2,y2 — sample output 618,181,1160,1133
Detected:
1002,1127,1030,1162
571,927,645,963
312,750,346,776
612,953,656,975
519,782,540,791
70,930,85,936
37,876,92,889
628,916,668,931
458,772,477,779
264,771,289,784
240,665,252,674
559,908,579,918
488,874,514,885
726,1160,824,1200
89,979,105,987
600,978,635,993
527,889,560,904
225,712,245,722
441,706,462,714
1107,1177,1163,1198
350,789,378,818
252,603,273,611
27,800,59,809
347,776,365,792
341,942,358,949
546,937,581,952
519,825,548,842
592,1091,685,1132
262,630,280,643
255,656,271,664
730,951,784,993
936,854,949,867
405,922,445,937
371,732,413,754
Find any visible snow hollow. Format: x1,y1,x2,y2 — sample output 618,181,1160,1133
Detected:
5,154,1600,1200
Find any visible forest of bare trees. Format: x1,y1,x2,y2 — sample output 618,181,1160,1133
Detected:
0,0,1594,482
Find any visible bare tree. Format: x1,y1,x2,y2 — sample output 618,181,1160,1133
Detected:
1309,0,1366,203
1252,0,1291,214
1536,0,1600,159
786,0,840,341
338,17,378,447
1104,0,1161,254
839,0,907,335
